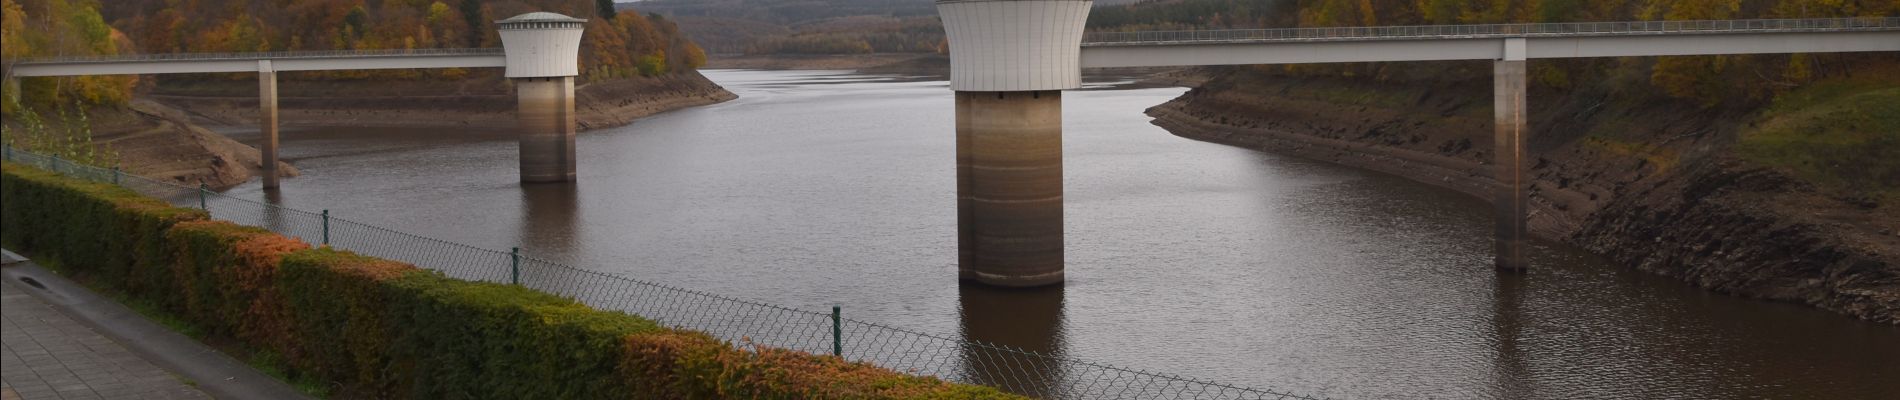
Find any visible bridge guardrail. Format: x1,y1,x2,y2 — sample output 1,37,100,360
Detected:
16,48,504,64
0,145,1324,400
1082,17,1900,45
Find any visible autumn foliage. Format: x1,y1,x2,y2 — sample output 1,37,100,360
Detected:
1,0,138,113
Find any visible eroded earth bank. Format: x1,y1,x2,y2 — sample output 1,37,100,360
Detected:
1147,65,1899,324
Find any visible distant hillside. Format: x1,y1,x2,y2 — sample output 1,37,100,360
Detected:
627,0,1266,55
625,0,939,54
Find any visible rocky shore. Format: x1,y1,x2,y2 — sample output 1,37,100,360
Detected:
1147,67,1898,324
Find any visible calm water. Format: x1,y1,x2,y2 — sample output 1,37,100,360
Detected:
220,70,1900,399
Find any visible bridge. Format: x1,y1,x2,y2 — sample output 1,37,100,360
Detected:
4,13,589,187
1078,17,1900,67
936,0,1900,286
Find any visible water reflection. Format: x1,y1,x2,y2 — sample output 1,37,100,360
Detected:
519,183,580,258
959,283,1067,397
1488,273,1530,399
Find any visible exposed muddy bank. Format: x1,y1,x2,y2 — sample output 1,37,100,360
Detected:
1148,68,1899,324
4,100,298,189
147,71,736,132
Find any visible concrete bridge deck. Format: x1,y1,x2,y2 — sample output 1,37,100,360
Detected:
1083,17,1900,45
7,48,505,77
1079,17,1900,68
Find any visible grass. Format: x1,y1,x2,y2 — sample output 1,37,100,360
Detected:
1739,79,1900,200
244,350,333,398
1582,135,1681,177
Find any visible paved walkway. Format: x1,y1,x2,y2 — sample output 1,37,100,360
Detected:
1,277,208,400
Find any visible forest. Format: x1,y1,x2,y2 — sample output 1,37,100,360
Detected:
2,0,711,115
633,0,945,54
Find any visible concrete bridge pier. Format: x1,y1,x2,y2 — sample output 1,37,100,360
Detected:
939,0,1093,287
956,90,1065,286
514,76,576,182
259,60,281,189
497,12,587,183
1493,40,1530,272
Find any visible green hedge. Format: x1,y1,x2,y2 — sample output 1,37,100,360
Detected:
0,162,206,298
0,162,1021,400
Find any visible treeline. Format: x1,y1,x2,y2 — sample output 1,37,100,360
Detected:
94,0,705,83
1283,0,1900,105
743,15,942,55
636,0,943,54
1088,0,1298,31
1,0,138,112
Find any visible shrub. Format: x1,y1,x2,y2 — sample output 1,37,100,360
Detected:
166,221,309,357
623,332,1022,399
0,162,205,291
278,248,418,396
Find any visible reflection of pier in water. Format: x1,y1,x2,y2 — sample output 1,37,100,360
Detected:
961,283,1066,398
1488,275,1529,398
520,184,580,258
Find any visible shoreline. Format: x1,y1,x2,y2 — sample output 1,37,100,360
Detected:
1145,72,1898,324
150,71,737,133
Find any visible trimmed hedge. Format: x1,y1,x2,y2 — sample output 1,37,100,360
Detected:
0,162,1022,400
0,163,206,299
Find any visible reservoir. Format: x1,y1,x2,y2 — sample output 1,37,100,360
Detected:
218,70,1899,399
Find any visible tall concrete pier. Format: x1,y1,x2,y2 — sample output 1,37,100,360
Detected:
956,91,1065,286
258,60,281,189
498,13,587,183
1493,40,1530,271
939,0,1093,287
514,76,576,182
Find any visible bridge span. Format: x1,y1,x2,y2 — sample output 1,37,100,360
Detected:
937,0,1900,286
5,13,589,187
1079,18,1900,67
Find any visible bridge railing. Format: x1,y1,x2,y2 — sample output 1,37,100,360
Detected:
0,145,1325,400
16,47,503,64
1082,17,1900,45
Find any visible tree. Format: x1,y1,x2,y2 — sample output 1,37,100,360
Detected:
458,0,484,46
596,0,615,20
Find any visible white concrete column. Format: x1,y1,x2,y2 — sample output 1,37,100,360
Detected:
497,12,587,184
939,0,1092,287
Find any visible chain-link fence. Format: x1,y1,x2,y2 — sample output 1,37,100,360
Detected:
2,145,1321,400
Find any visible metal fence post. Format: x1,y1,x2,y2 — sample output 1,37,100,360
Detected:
198,183,207,210
832,305,842,357
321,210,330,246
510,247,521,285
